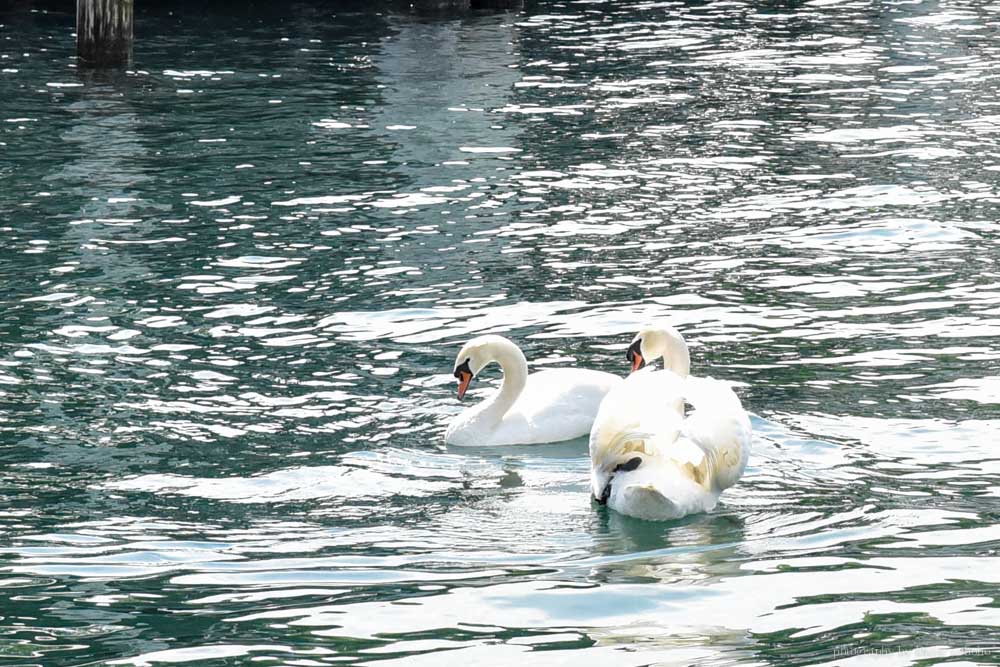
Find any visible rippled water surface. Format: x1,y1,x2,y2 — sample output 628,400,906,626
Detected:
2,1,1000,665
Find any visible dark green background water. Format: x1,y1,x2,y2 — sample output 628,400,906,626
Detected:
1,1,999,665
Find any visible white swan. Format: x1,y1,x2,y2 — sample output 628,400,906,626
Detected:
589,326,751,521
444,334,622,447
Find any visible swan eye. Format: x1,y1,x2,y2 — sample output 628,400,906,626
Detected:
597,456,643,505
453,358,472,379
453,358,474,400
626,340,645,372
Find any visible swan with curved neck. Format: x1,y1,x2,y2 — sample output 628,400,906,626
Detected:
445,334,621,447
589,325,751,521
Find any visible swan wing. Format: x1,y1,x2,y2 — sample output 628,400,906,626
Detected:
490,368,621,445
515,368,621,420
680,376,752,491
589,369,684,463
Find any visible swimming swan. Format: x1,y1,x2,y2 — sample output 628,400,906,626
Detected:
444,334,621,447
589,326,751,521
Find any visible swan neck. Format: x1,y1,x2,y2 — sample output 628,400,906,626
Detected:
487,340,528,417
662,334,690,378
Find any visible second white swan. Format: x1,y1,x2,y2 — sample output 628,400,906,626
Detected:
444,334,621,447
589,325,752,521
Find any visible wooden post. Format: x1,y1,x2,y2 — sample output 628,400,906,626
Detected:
77,0,133,68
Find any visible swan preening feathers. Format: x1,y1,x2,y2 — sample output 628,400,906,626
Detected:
444,326,752,521
594,325,751,521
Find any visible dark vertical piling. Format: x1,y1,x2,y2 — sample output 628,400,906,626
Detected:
77,0,133,68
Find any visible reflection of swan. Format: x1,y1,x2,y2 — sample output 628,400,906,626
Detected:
589,326,751,521
444,335,621,446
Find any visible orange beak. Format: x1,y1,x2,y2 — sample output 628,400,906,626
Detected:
630,352,644,374
626,339,645,374
457,371,473,400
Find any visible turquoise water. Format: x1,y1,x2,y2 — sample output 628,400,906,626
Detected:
2,1,1000,665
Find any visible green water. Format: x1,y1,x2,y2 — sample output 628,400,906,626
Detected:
2,1,999,665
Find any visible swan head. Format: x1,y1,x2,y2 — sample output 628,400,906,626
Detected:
592,455,644,505
451,334,513,400
626,325,690,376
